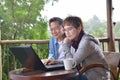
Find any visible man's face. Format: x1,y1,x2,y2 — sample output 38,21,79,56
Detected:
50,21,64,39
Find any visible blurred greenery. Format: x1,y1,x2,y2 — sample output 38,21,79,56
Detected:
84,15,107,37
0,0,58,80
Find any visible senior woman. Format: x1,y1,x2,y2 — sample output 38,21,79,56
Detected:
60,16,108,80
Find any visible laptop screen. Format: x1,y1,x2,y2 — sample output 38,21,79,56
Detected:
10,45,47,71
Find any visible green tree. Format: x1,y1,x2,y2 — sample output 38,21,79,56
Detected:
114,21,120,37
0,0,59,40
84,15,107,37
0,0,58,80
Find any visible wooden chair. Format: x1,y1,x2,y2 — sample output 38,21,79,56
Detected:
79,52,120,80
104,52,120,80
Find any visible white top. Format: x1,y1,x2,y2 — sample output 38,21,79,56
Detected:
57,41,64,61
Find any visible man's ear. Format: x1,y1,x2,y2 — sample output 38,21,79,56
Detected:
61,27,64,32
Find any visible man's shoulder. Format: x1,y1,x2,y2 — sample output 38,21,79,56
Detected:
50,37,56,40
50,37,58,43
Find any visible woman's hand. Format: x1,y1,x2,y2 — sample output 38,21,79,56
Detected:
43,59,58,65
63,37,71,44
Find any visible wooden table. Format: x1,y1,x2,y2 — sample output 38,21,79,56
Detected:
9,69,76,80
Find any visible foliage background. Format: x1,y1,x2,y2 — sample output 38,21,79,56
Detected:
0,0,58,80
0,0,58,40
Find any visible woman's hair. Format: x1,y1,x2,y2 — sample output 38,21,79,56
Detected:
63,16,84,31
49,17,63,26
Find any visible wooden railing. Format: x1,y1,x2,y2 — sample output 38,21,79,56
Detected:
0,38,120,80
115,38,120,52
99,38,120,52
0,40,50,80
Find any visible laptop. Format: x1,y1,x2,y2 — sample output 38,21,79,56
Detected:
9,45,64,73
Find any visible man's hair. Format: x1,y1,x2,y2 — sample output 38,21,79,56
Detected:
49,17,63,26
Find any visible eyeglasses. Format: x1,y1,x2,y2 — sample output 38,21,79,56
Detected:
63,26,74,32
50,26,61,32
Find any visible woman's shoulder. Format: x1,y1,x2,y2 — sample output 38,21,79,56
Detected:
82,32,99,45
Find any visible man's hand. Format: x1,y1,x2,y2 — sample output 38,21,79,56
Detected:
43,59,58,65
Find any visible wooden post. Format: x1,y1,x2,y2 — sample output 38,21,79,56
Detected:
0,21,2,80
0,44,1,80
106,0,116,79
106,0,115,51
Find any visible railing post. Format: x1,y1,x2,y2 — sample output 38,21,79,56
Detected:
0,45,2,80
0,20,2,80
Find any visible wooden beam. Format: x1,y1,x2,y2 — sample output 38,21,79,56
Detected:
0,45,1,80
106,0,116,79
0,21,2,80
106,0,115,51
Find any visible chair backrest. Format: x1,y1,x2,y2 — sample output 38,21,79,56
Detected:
79,63,116,80
79,52,120,80
103,52,120,80
103,52,120,67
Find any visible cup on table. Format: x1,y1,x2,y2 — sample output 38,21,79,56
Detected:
63,58,75,70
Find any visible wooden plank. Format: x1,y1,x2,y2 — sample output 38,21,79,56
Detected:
0,46,1,80
106,0,116,79
106,0,115,51
0,45,1,80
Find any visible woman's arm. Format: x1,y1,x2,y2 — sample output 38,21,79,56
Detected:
60,36,99,65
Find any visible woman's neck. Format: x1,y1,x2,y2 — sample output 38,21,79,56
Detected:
74,31,84,41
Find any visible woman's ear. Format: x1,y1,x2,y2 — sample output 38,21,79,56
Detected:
78,26,82,32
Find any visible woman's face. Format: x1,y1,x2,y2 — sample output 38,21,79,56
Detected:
50,21,64,39
63,25,81,40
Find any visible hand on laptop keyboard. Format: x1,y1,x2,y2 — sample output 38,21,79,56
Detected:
43,59,58,65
